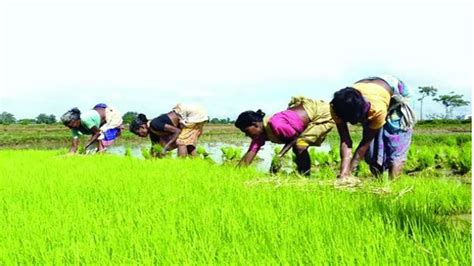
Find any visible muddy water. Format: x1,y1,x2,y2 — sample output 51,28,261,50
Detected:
106,142,331,172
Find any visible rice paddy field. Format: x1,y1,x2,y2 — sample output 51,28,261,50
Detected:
0,123,472,264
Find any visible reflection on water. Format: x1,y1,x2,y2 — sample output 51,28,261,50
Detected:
107,142,331,172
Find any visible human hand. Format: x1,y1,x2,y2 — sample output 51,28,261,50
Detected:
270,157,282,174
159,148,167,158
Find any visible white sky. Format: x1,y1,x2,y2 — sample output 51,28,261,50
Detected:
0,0,472,120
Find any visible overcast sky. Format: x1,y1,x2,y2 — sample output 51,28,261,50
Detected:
0,0,472,120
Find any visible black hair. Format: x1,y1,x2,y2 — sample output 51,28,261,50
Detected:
234,109,265,130
129,113,148,134
330,87,366,124
60,108,81,125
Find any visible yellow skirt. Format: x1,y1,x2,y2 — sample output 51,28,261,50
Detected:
176,122,205,146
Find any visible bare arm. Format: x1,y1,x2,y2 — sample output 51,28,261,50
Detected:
278,138,298,158
348,126,379,173
239,136,265,167
161,124,181,154
238,150,258,166
69,138,79,154
84,126,101,150
335,122,353,177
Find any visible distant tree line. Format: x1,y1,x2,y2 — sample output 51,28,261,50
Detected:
121,111,235,125
209,117,235,124
0,110,237,125
0,112,57,125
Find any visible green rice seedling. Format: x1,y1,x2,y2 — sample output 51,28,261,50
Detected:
196,146,207,156
411,134,469,147
270,147,283,173
141,147,151,160
421,149,433,168
440,145,457,171
444,144,458,160
457,142,472,174
124,145,132,157
0,150,471,264
77,144,86,154
443,136,458,146
354,161,371,177
268,146,298,175
388,176,471,216
433,146,449,168
310,149,330,167
327,147,340,165
416,147,436,169
232,146,242,160
273,146,282,156
408,142,472,175
307,147,318,164
456,134,472,145
290,151,297,164
448,142,472,174
151,143,163,155
220,146,242,163
196,146,213,162
405,148,420,171
311,164,334,179
150,144,171,158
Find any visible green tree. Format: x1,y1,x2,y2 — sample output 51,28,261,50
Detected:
210,118,220,124
36,113,56,124
209,117,235,124
433,92,470,119
48,114,57,124
18,118,36,125
122,111,138,124
0,112,16,124
417,86,438,121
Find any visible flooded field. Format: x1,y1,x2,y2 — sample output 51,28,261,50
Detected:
106,142,332,172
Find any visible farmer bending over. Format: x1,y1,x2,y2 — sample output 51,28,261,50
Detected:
330,75,415,185
61,103,123,154
129,104,208,157
235,96,335,176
